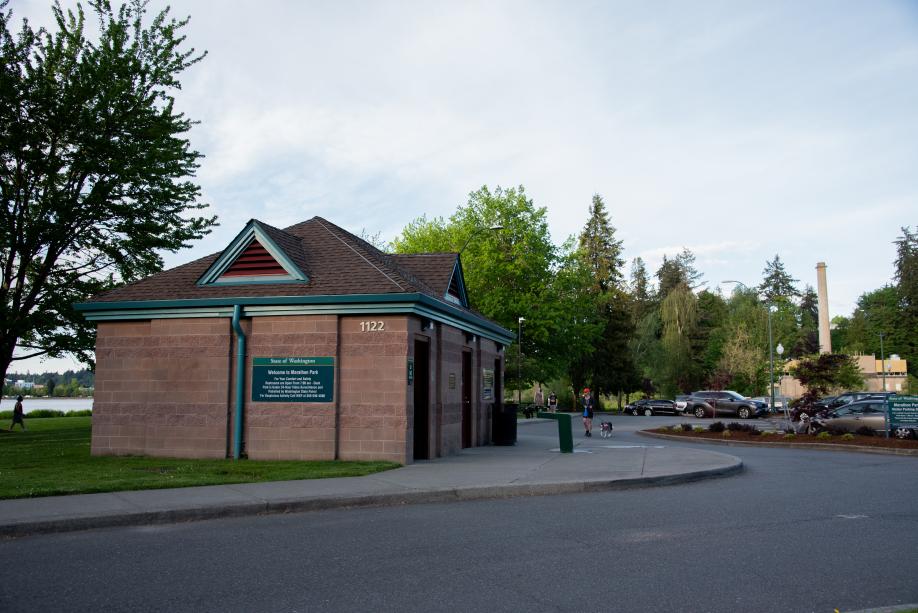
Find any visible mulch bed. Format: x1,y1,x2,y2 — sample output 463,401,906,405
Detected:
650,428,918,450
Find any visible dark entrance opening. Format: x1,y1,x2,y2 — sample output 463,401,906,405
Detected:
492,357,503,442
413,339,430,461
461,350,472,448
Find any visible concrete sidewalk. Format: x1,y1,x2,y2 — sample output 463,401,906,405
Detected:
0,420,741,538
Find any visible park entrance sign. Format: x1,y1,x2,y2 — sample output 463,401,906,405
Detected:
888,395,918,429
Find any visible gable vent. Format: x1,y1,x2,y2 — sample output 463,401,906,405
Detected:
222,240,286,277
448,273,463,299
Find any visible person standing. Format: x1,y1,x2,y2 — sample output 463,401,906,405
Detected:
534,385,544,408
10,395,26,431
581,388,594,437
547,391,558,413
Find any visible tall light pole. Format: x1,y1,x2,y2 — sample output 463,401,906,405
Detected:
517,317,525,406
459,224,504,254
879,332,887,392
776,342,789,423
723,280,776,411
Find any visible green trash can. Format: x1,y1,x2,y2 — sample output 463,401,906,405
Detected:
538,412,573,453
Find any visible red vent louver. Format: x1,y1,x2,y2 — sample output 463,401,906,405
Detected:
222,240,287,277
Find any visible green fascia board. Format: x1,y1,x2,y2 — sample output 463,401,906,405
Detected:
196,220,308,285
76,292,515,343
450,258,470,308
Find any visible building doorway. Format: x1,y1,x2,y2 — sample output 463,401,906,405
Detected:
413,339,430,461
461,350,472,448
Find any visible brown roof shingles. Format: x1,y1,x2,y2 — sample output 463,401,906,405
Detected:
89,217,461,306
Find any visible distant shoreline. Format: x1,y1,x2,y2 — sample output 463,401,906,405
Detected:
0,397,94,414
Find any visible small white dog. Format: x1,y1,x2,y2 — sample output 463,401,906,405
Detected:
599,421,614,438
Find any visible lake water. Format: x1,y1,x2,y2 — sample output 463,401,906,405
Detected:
0,397,93,414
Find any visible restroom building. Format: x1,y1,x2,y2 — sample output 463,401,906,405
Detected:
76,217,513,464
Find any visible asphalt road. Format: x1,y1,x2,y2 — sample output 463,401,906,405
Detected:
2,415,916,613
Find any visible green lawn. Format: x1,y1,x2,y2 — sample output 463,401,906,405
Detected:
0,417,400,499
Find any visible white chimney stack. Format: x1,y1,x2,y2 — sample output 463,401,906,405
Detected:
816,262,831,354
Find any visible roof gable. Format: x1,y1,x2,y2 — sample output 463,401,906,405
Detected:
445,259,469,307
197,220,309,285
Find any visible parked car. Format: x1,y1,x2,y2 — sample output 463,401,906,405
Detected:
685,391,769,419
792,392,896,421
624,398,682,416
750,396,785,410
809,399,916,439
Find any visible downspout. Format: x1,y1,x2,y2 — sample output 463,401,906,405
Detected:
231,305,246,460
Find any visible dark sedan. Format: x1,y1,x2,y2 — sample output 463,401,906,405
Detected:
624,398,682,416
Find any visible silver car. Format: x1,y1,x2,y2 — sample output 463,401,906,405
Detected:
810,400,917,439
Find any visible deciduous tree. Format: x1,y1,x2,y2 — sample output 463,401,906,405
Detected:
0,0,215,384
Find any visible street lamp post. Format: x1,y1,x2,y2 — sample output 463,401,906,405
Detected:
459,224,504,254
768,304,776,413
776,342,788,423
517,317,525,406
879,332,887,392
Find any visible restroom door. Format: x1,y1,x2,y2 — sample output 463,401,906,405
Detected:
461,350,472,448
413,339,430,460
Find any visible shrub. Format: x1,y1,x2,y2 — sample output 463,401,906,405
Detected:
67,410,93,417
708,421,725,433
26,409,65,418
748,427,762,436
783,433,796,439
841,433,855,441
855,426,875,437
816,431,831,440
826,426,848,436
0,410,10,419
722,430,732,438
727,422,744,432
693,426,704,433
681,423,693,432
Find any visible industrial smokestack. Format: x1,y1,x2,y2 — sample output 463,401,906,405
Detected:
816,262,831,354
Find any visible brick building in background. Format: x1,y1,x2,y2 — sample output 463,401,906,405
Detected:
76,217,513,464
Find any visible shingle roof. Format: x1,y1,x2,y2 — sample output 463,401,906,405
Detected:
89,217,462,306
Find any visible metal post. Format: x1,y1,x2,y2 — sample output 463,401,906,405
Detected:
879,332,887,392
768,306,775,413
517,317,524,407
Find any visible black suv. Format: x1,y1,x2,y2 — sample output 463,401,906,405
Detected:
685,391,769,419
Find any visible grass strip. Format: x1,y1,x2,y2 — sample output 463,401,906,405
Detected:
0,417,399,500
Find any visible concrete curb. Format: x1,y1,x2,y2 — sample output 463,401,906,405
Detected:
639,430,918,457
0,458,742,539
843,604,918,613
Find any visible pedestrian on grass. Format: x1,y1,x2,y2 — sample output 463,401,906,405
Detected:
10,395,26,431
581,388,594,437
547,391,558,413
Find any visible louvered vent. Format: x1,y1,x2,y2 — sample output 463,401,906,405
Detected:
222,240,287,277
448,273,462,299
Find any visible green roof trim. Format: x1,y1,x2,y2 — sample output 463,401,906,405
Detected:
75,292,514,344
196,219,308,286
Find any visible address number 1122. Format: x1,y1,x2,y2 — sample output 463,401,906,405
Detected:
360,321,385,332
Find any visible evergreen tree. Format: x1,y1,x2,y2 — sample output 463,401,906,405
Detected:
656,248,703,297
578,194,624,293
660,284,699,394
794,285,819,356
758,254,799,301
629,257,653,320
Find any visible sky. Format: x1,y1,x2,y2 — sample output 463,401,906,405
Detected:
10,0,918,374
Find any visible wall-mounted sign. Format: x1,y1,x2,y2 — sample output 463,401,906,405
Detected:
889,396,918,427
448,373,456,390
482,368,494,401
407,358,414,385
252,357,334,403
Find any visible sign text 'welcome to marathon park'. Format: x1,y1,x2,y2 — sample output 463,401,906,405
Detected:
252,357,334,403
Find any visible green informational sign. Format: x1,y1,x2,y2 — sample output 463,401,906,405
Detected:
252,357,334,403
889,395,918,427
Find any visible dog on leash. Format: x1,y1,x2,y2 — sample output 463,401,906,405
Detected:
599,421,613,438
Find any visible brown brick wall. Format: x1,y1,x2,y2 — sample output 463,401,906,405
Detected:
92,312,503,465
92,318,231,458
